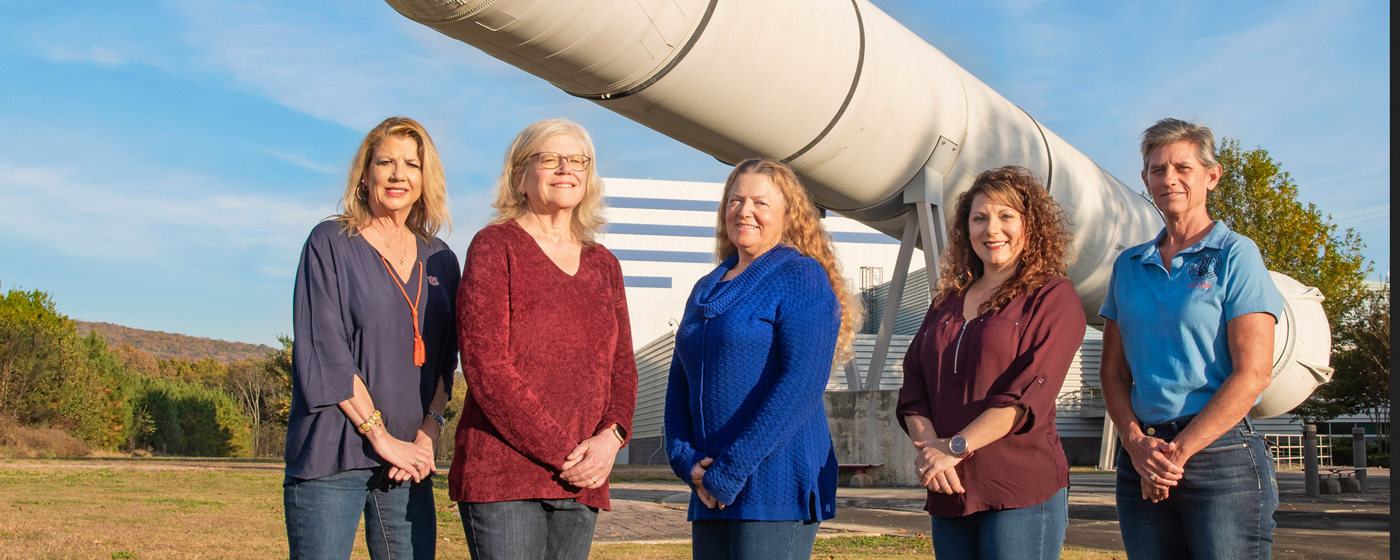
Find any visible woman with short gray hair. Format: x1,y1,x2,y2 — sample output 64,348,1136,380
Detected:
1099,118,1283,559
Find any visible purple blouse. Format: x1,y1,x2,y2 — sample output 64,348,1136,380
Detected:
896,276,1085,517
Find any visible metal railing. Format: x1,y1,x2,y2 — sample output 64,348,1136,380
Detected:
1054,388,1104,418
1265,433,1334,470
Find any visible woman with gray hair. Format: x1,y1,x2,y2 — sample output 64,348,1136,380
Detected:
449,118,638,560
1099,118,1283,559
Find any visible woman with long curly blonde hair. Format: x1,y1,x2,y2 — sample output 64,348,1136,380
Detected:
896,166,1085,559
665,158,860,559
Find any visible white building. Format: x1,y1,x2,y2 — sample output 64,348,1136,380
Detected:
597,177,919,349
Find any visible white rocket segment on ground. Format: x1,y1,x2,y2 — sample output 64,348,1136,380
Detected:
386,0,1330,417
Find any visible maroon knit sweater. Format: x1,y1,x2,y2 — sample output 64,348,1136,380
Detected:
448,222,637,510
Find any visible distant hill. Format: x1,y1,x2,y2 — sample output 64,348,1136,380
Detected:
75,321,276,364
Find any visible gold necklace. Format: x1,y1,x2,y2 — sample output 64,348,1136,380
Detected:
373,222,410,267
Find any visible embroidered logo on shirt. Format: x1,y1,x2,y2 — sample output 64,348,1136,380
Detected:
1188,282,1213,289
427,275,440,286
1188,251,1221,282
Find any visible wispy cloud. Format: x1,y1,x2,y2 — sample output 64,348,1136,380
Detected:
264,149,341,175
0,161,322,269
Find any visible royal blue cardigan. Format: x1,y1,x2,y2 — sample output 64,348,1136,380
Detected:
664,245,840,522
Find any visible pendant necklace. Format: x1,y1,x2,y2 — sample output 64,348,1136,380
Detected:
374,221,410,267
378,257,426,367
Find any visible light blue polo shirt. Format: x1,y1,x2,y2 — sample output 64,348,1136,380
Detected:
1099,221,1283,424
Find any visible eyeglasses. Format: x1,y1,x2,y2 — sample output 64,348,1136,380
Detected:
527,152,591,172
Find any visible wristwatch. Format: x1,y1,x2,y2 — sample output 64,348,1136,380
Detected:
426,410,446,429
949,433,974,459
611,425,627,444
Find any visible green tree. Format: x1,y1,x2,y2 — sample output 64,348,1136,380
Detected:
0,288,140,450
1322,287,1390,449
0,288,73,426
1208,138,1371,321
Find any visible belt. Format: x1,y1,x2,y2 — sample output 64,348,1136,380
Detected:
1139,414,1253,441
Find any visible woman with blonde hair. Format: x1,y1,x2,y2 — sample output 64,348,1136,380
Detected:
664,158,860,559
449,118,637,560
896,166,1084,559
285,116,458,560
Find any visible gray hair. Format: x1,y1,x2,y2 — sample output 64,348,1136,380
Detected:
1140,118,1219,172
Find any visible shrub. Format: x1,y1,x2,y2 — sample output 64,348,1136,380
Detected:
135,378,253,457
0,424,92,458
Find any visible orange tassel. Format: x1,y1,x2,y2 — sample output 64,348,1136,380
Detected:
381,259,428,367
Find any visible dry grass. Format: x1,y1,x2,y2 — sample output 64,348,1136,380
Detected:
0,459,1124,559
0,426,91,459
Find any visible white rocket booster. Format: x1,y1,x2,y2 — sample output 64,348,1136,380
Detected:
385,0,1331,417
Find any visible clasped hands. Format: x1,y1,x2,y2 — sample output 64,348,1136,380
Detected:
913,438,965,494
375,420,440,483
1124,432,1188,503
690,457,723,509
558,429,623,490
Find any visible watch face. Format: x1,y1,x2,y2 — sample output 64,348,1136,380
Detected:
950,436,967,455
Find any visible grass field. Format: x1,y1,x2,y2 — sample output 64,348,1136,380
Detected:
0,458,1121,559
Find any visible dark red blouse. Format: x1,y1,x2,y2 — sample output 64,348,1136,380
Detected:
447,222,637,510
896,276,1085,517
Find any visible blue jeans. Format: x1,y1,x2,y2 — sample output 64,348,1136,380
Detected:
928,486,1068,560
1116,416,1278,560
284,468,436,560
691,519,822,560
458,499,598,560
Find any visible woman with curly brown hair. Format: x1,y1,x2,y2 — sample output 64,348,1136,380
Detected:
896,166,1085,559
665,158,860,560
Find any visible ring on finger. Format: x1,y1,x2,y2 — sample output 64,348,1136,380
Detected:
917,466,928,474
1148,473,1157,482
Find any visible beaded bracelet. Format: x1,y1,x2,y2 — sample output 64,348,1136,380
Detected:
357,410,383,435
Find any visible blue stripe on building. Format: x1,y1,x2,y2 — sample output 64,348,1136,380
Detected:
604,222,898,245
605,196,716,212
623,276,673,289
606,223,714,237
610,249,714,264
829,231,898,244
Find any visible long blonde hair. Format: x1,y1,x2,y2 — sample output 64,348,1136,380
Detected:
715,159,862,364
489,119,607,246
335,117,451,240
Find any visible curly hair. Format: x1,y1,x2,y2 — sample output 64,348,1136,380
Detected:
932,166,1075,314
489,118,607,246
715,159,863,365
335,117,451,240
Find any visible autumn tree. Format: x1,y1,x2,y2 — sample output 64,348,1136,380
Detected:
1208,138,1371,321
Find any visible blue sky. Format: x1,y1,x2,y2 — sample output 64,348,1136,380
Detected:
0,0,1389,346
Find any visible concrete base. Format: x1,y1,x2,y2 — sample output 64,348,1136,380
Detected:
824,390,920,487
1320,477,1342,494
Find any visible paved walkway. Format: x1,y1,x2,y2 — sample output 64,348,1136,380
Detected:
595,468,1391,558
